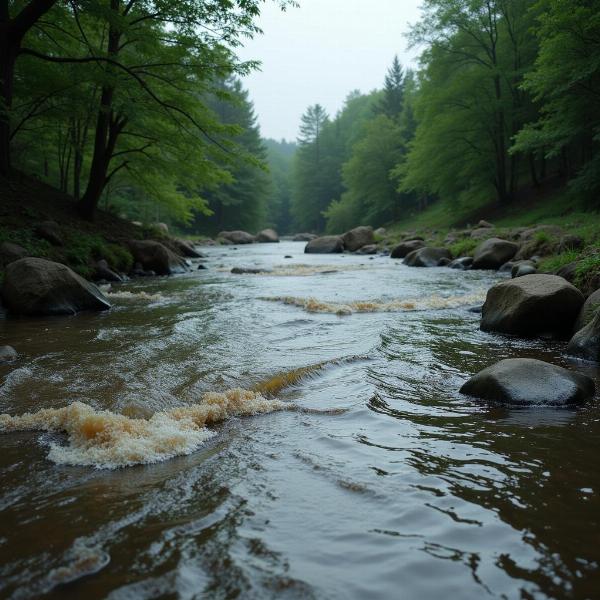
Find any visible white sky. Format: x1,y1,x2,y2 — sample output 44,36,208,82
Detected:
237,0,424,142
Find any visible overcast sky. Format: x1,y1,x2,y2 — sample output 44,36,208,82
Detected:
237,0,424,142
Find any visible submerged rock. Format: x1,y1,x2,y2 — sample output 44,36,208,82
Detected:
355,244,378,255
305,236,344,254
511,261,537,278
1,257,111,316
231,267,270,274
472,238,519,270
449,257,473,270
127,240,188,276
256,228,280,243
403,247,451,268
0,345,18,363
391,239,425,259
342,226,374,252
460,358,595,406
481,274,584,338
293,233,317,242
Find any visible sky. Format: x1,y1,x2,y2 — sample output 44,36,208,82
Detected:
237,0,424,142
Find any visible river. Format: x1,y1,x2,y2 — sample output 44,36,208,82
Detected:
0,241,599,599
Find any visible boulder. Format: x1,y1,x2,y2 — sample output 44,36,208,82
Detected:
511,262,537,278
573,289,600,332
472,237,519,270
127,240,188,276
390,239,425,259
156,223,169,234
460,358,595,406
35,221,63,246
518,225,563,242
0,346,18,363
559,235,584,253
293,233,317,242
438,257,451,267
355,244,378,255
218,230,256,244
374,227,386,237
342,226,374,252
1,258,111,316
556,261,579,283
567,311,600,362
0,241,28,266
94,259,123,283
481,274,584,338
449,257,473,270
304,236,344,254
173,239,203,258
256,229,280,243
477,220,494,229
403,247,452,268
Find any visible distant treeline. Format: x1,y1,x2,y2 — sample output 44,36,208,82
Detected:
285,0,600,234
2,1,598,236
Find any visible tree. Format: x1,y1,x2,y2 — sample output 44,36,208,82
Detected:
377,55,405,120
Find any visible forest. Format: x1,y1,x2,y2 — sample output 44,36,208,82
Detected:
2,0,599,237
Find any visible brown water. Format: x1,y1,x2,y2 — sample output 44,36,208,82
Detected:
0,242,599,599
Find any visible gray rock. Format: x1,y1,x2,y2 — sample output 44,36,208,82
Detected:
470,228,495,240
127,240,189,276
481,274,584,338
477,219,494,228
293,233,317,242
559,235,584,252
218,230,256,244
355,244,378,255
0,346,18,363
173,239,204,258
449,256,473,270
94,259,123,283
231,267,270,274
438,257,451,266
567,310,600,362
390,239,426,259
342,226,374,252
1,258,111,316
460,358,595,406
472,237,519,270
556,261,579,283
35,221,63,246
304,236,344,254
403,247,452,268
511,262,537,278
0,241,28,266
156,223,169,234
374,227,386,237
574,289,600,332
256,228,280,243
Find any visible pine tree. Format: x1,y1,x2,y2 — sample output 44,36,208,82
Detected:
377,56,405,120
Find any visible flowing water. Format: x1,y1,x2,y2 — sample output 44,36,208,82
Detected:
0,241,599,599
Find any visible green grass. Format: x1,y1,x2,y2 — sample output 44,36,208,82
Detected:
65,231,133,277
449,237,478,258
0,226,52,258
538,250,581,273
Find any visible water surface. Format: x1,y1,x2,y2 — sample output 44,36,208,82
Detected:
1,242,599,599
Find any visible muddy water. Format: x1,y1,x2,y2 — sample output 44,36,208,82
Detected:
1,242,599,599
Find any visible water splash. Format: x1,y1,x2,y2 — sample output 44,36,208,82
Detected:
262,293,486,315
107,290,164,301
0,389,285,469
223,264,369,277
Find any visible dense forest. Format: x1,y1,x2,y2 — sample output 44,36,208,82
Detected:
1,0,599,236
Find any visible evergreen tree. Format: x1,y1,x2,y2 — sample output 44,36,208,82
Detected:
377,55,405,120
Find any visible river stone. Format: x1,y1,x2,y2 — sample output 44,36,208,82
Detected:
35,221,63,246
567,309,600,362
356,244,378,255
470,228,495,240
0,241,28,266
511,262,537,278
293,233,317,242
573,289,600,332
1,258,111,316
481,274,584,338
231,267,270,274
0,345,18,363
449,257,473,270
477,220,494,228
127,240,188,276
403,247,452,268
342,226,374,252
472,238,519,270
256,229,279,243
390,239,425,259
173,239,203,258
218,230,255,244
374,227,386,237
305,236,344,254
460,358,595,406
94,259,123,283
